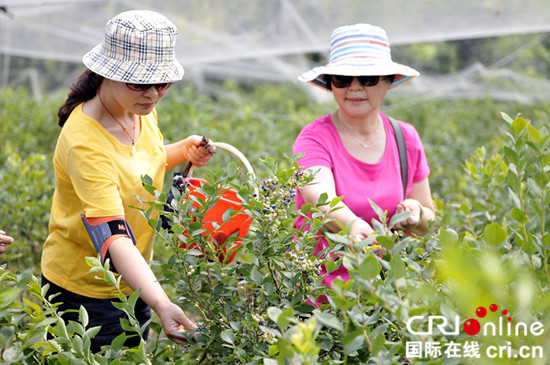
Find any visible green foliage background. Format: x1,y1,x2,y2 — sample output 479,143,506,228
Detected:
1,81,549,364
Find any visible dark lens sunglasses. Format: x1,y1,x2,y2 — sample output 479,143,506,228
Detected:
126,82,173,92
330,75,380,88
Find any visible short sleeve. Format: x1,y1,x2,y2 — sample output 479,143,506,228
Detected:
68,143,124,217
395,120,430,190
293,116,334,170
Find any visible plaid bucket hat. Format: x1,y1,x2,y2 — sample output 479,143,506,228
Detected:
83,10,184,84
299,23,419,91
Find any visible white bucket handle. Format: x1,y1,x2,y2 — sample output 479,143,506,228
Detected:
187,141,258,195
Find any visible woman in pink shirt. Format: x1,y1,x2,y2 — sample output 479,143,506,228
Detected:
293,23,435,297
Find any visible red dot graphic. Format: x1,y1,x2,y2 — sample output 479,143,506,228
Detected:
508,317,512,321
476,307,487,318
502,310,508,315
489,304,498,312
463,319,481,336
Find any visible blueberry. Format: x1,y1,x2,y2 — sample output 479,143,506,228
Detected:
315,270,321,275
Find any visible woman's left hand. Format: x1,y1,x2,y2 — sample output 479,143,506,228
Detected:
183,135,216,167
393,199,424,230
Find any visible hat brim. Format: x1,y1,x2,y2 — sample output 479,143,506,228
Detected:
83,44,184,84
298,59,419,91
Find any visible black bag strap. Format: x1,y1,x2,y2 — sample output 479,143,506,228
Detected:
389,117,408,200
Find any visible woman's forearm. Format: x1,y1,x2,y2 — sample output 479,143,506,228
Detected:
108,237,172,313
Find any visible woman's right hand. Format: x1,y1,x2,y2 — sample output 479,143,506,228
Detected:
156,301,198,344
350,220,385,256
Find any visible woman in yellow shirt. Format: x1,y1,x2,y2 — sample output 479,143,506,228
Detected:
41,10,214,352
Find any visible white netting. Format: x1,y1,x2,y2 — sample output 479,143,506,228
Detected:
1,0,550,103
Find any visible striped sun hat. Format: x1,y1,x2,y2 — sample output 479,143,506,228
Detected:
83,10,184,84
299,23,419,91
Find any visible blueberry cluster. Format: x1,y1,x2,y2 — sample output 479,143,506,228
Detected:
172,174,191,192
255,168,307,233
287,250,322,284
261,332,277,345
251,313,266,325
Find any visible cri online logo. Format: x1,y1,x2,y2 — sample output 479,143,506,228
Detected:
464,304,509,336
406,303,544,337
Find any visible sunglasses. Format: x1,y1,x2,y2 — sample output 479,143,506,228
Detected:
126,82,173,92
329,75,381,88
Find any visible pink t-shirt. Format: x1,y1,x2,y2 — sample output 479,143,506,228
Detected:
293,112,430,289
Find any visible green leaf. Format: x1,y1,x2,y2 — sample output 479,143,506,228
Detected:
277,307,294,330
267,307,282,323
483,223,508,246
389,255,405,279
329,196,344,209
503,146,519,165
543,233,550,249
324,259,337,274
511,117,527,136
314,311,343,331
439,228,458,246
510,208,528,224
534,171,549,189
357,254,381,280
506,169,521,193
368,199,386,221
110,333,127,352
500,112,514,124
527,124,542,144
220,330,235,345
371,333,386,355
250,267,264,284
342,331,364,355
79,305,89,328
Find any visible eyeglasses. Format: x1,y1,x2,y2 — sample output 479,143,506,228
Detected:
329,75,380,88
126,82,173,92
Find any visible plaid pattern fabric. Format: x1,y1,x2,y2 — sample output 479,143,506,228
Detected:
83,10,184,84
298,23,419,91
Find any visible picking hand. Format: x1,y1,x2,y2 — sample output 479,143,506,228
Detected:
393,199,424,230
0,230,14,258
183,135,216,167
157,302,198,345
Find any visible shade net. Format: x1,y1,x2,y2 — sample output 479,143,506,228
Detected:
1,0,550,104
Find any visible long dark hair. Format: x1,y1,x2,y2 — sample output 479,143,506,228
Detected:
57,69,104,127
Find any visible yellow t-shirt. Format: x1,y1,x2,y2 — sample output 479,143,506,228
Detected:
41,103,167,298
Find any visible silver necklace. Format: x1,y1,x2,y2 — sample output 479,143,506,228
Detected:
336,111,381,148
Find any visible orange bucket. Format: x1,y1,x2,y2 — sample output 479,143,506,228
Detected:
175,142,257,263
179,177,253,263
